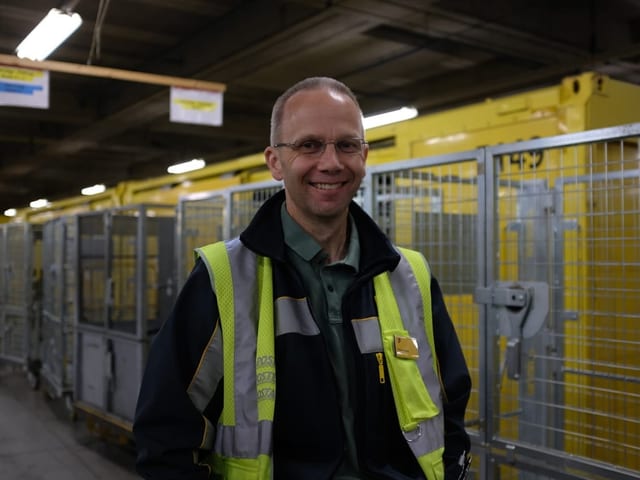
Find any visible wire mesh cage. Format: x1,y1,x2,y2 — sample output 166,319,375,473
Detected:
177,180,282,286
364,125,640,480
74,204,176,425
178,193,226,287
40,216,77,399
0,223,42,373
485,127,640,479
229,182,282,238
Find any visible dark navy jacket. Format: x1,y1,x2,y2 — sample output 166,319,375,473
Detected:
133,190,471,479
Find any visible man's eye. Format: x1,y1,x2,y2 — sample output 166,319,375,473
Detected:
338,140,360,152
298,140,322,151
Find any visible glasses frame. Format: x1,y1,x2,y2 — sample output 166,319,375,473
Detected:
273,138,368,156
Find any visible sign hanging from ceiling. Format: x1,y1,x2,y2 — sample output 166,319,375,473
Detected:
170,87,223,126
0,66,49,109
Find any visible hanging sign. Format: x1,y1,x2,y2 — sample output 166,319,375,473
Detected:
170,87,223,126
0,66,49,109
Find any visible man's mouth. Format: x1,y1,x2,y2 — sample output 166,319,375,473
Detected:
311,182,344,190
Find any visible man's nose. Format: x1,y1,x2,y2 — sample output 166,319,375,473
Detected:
317,143,344,169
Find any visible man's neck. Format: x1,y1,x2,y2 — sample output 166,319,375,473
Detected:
313,222,348,263
291,211,350,263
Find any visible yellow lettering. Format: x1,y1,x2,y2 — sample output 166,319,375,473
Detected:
174,99,217,111
0,68,44,82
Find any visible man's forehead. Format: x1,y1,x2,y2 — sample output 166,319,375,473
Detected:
288,87,352,106
280,88,362,136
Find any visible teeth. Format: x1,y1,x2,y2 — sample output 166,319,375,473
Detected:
314,183,341,190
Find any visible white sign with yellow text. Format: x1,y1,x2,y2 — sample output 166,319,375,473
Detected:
170,87,223,126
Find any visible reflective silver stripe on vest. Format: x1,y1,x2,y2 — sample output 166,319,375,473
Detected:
214,419,272,457
406,413,444,458
224,238,269,456
187,324,224,412
186,323,223,450
351,317,383,353
275,297,320,336
389,253,444,457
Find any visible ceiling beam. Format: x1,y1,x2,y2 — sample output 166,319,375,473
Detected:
0,54,226,91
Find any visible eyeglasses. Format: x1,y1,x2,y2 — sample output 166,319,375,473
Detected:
273,138,367,156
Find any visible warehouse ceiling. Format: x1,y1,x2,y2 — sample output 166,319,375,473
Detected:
1,0,640,212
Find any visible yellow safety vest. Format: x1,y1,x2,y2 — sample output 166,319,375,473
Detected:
195,240,444,480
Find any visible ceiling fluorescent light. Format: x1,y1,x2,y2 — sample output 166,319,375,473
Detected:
363,106,418,130
167,158,206,175
16,8,82,61
3,208,17,217
29,198,50,209
81,184,106,196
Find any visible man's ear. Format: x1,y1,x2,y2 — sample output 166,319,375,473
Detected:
264,146,283,181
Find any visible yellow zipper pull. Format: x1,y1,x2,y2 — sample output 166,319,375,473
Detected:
376,352,386,384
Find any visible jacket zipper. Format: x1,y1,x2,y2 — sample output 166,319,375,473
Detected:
375,352,385,384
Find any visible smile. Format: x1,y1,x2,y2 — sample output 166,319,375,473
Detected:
311,182,345,190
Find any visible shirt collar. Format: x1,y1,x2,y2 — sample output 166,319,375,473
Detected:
281,203,360,270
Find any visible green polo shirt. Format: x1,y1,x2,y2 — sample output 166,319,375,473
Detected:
281,204,362,479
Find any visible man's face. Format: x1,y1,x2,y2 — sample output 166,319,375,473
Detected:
265,88,368,229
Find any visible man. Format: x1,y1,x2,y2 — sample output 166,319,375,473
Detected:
133,77,471,479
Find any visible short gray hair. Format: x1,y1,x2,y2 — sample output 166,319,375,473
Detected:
269,77,363,145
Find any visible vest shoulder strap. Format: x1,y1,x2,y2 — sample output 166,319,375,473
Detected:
196,241,237,425
397,247,436,360
195,241,276,424
373,248,441,430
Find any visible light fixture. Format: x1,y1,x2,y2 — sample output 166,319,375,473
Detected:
363,106,418,130
3,208,17,217
81,184,106,196
16,8,83,61
29,198,50,209
167,158,206,175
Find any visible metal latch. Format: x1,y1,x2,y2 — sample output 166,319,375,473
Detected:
475,284,531,308
476,282,549,380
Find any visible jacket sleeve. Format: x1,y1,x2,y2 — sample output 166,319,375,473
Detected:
430,276,472,479
133,259,222,480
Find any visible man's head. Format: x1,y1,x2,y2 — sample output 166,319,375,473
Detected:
269,77,363,145
264,77,368,230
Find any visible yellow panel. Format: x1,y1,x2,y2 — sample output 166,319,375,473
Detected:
367,72,640,168
585,179,640,468
12,187,121,224
586,75,640,129
121,153,265,205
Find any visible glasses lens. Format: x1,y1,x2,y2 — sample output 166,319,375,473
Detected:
297,140,324,155
336,139,362,154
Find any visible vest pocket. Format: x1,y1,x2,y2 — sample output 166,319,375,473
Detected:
382,330,440,431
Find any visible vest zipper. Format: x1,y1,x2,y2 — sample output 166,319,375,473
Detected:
375,352,386,384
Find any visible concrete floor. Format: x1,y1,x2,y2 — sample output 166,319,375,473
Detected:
0,365,140,480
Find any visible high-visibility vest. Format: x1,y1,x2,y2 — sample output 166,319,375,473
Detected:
194,238,445,480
